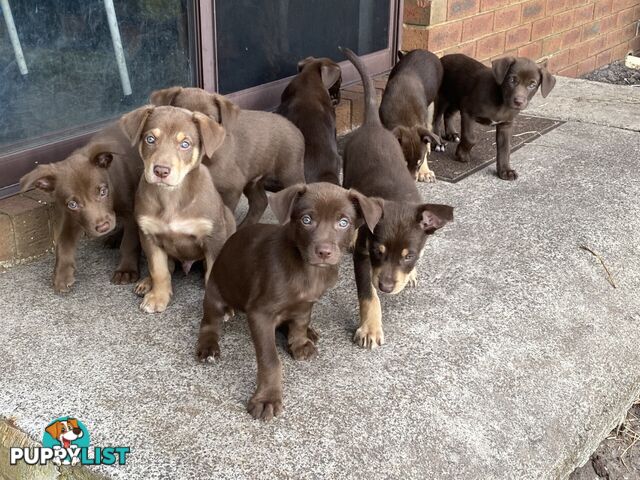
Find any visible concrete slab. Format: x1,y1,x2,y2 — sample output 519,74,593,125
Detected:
527,76,640,131
2,120,640,479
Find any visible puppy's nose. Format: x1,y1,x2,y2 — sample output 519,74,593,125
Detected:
153,165,171,179
96,221,110,233
378,279,395,293
315,244,333,260
72,427,82,435
514,97,526,107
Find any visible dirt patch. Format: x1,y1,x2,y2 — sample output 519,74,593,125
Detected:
571,400,640,479
581,59,640,86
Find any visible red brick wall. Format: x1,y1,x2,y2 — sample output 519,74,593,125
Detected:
403,0,640,76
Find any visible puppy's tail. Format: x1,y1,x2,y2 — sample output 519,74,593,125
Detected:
339,47,380,127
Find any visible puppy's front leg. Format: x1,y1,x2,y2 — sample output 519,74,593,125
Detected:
247,312,283,421
139,234,172,313
455,111,476,163
239,179,268,228
353,229,384,349
112,215,140,284
52,217,82,293
196,277,227,362
496,121,517,180
286,304,317,360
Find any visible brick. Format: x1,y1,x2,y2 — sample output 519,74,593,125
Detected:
594,0,613,18
443,40,478,57
573,3,594,26
553,10,575,33
612,42,631,60
576,56,596,75
582,20,602,41
462,12,495,41
595,48,613,67
480,0,510,11
426,20,463,51
518,40,543,59
558,64,579,76
532,17,554,40
586,35,607,55
494,5,521,30
600,14,618,34
569,44,590,64
476,31,506,59
561,27,583,48
404,0,432,26
0,195,52,260
631,35,640,54
335,99,351,135
547,0,568,15
605,28,625,49
448,0,480,20
635,5,640,23
616,7,635,27
547,48,572,71
430,0,448,24
0,213,15,263
522,0,545,21
402,25,429,50
543,34,563,54
506,24,532,49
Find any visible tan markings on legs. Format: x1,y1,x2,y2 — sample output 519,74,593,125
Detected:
417,149,436,183
354,287,384,349
426,102,435,131
140,239,172,313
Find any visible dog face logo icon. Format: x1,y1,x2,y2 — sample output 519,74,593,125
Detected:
42,417,90,465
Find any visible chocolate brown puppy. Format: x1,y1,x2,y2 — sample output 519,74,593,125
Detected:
341,47,453,349
150,87,305,226
434,54,555,180
20,123,142,293
196,182,382,420
276,57,342,184
380,49,443,182
120,105,235,313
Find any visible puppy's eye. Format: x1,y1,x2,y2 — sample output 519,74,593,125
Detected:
404,254,416,262
179,140,191,150
145,134,156,145
67,200,79,210
99,186,109,198
510,76,518,84
528,81,537,89
337,217,350,229
301,214,313,225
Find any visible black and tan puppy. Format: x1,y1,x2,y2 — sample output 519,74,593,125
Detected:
434,54,555,180
196,182,382,420
341,47,453,349
20,123,142,293
379,49,443,182
276,56,342,184
150,87,305,226
120,105,235,313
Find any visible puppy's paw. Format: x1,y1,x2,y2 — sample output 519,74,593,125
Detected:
434,144,446,152
306,325,320,343
455,151,471,163
353,324,385,349
289,339,318,361
248,392,283,421
140,290,170,313
498,169,518,181
196,337,221,363
417,169,437,183
134,277,152,296
53,270,75,294
407,269,418,288
444,133,460,143
111,269,139,285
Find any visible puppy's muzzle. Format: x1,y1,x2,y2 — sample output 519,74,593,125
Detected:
309,243,341,266
153,165,171,179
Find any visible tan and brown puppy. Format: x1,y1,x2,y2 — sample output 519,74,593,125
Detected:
196,182,382,421
20,123,142,293
276,56,342,184
150,87,305,227
120,105,235,313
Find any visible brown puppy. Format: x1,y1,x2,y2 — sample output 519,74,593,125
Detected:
120,105,235,313
20,123,142,293
341,47,454,349
434,54,556,180
380,49,443,182
276,56,342,184
150,87,305,226
196,182,382,420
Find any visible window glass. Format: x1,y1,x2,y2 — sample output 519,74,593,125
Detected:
216,0,390,94
0,0,196,152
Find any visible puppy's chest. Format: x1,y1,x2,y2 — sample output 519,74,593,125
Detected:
137,214,214,244
291,269,338,303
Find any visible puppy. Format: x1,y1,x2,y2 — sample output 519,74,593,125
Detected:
341,47,453,349
434,54,556,180
45,418,83,465
196,182,382,420
120,105,235,313
276,56,342,184
150,87,305,226
379,49,443,182
20,123,142,293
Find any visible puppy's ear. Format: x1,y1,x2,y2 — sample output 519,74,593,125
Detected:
397,50,408,61
416,126,442,146
538,63,556,98
269,184,307,225
417,204,454,234
212,94,239,130
149,86,182,106
320,64,341,90
45,421,62,440
120,105,154,147
391,126,408,145
192,112,226,158
68,418,79,429
297,56,314,72
492,56,515,84
20,164,57,193
349,190,383,233
90,152,113,169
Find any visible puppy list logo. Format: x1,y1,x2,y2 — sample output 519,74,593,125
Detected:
9,416,130,466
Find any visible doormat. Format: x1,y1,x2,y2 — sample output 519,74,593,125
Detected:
429,114,564,183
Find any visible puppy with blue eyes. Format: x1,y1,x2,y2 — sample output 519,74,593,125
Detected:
196,182,382,420
120,105,235,313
